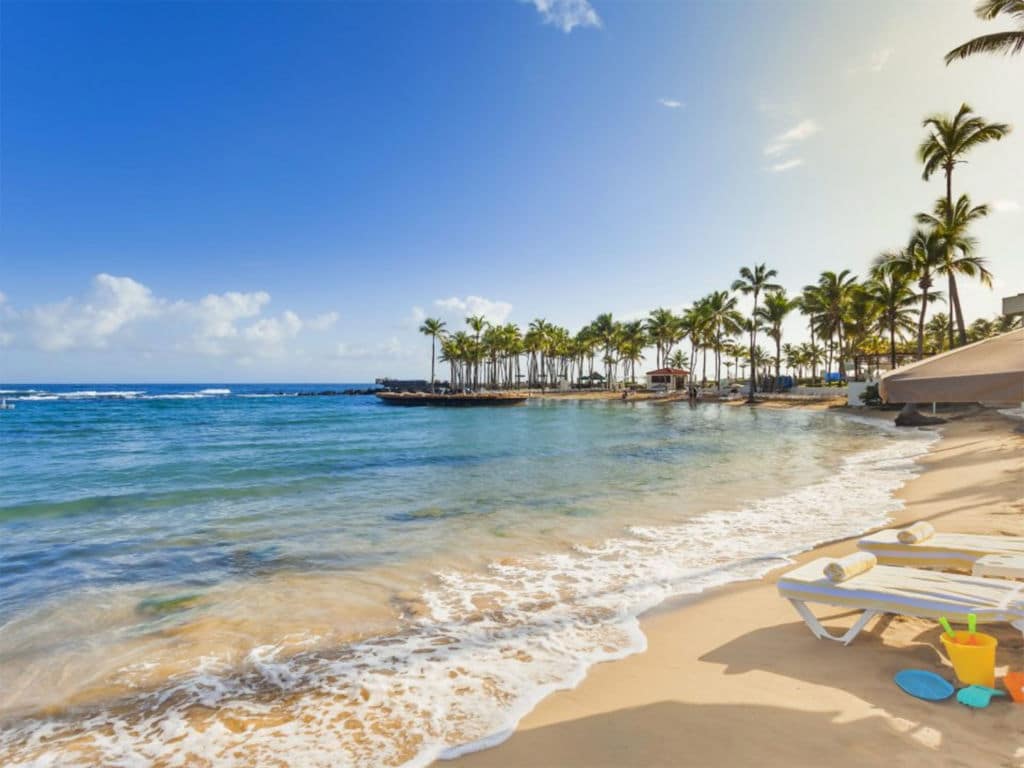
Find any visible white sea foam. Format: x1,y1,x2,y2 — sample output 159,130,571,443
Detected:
199,388,231,395
0,426,937,768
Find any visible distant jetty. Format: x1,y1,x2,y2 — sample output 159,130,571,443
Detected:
376,392,528,407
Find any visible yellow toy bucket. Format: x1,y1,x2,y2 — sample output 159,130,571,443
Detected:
940,632,998,688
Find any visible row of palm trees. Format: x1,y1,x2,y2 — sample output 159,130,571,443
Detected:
417,102,1016,394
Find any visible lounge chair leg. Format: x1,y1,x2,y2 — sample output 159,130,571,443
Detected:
788,600,878,645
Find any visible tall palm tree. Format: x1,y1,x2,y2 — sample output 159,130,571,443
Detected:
809,270,858,380
946,0,1024,64
756,289,797,388
916,194,994,346
645,308,678,369
918,104,1009,345
590,313,620,389
873,228,945,359
865,274,918,370
732,264,781,401
419,317,447,392
465,314,488,389
702,290,743,386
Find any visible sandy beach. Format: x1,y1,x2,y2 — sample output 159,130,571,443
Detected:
447,409,1024,768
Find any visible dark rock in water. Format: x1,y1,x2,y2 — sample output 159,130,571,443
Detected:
894,403,946,427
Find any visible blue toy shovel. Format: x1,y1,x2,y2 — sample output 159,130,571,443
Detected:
956,685,1007,709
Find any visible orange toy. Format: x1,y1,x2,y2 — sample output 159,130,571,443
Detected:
1004,671,1024,704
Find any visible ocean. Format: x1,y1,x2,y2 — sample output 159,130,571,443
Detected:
0,384,935,766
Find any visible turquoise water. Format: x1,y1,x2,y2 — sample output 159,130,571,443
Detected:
0,385,934,767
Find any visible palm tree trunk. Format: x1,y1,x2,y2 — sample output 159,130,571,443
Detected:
949,273,968,347
916,286,928,360
774,337,781,387
889,326,897,370
430,336,436,393
748,292,758,402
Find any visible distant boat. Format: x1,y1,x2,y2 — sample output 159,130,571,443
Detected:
376,392,528,407
0,399,14,410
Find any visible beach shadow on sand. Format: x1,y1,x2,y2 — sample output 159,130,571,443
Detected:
447,699,938,768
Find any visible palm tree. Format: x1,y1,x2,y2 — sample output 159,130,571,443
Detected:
809,270,858,380
865,274,918,370
916,194,994,347
925,313,951,354
918,104,1009,345
590,313,620,389
756,289,797,389
946,0,1024,64
464,314,488,389
667,349,690,370
645,308,678,369
873,228,945,359
419,317,447,392
702,290,743,386
732,264,781,401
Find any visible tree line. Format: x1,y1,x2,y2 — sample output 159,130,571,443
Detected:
420,100,1018,394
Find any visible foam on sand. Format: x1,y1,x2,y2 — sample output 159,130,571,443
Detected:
0,424,936,768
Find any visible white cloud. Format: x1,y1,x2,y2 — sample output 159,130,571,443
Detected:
992,199,1020,213
9,274,341,363
27,274,161,351
769,158,804,173
307,311,339,331
243,310,302,349
525,0,601,33
192,290,269,343
658,98,684,109
0,291,12,347
434,295,513,324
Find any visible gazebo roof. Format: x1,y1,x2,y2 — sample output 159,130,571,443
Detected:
646,367,690,375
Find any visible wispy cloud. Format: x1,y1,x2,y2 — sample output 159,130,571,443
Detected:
992,199,1020,213
777,119,820,143
336,337,405,360
524,0,601,33
762,119,819,171
848,47,893,75
658,98,684,109
769,158,804,173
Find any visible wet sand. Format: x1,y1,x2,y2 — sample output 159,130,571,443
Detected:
447,409,1024,768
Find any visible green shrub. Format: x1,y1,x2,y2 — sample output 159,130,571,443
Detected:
860,384,883,406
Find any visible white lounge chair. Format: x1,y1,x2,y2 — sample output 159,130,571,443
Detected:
778,557,1024,646
858,526,1024,571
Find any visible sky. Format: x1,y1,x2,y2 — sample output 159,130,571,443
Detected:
1,0,1021,383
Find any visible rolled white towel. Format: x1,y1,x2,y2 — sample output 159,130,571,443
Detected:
823,552,877,583
897,521,935,545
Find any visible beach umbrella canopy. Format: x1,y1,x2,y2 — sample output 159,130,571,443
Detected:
878,328,1024,404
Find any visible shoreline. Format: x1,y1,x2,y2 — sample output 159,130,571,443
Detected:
445,408,1024,768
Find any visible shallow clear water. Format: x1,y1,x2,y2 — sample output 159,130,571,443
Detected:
0,385,934,766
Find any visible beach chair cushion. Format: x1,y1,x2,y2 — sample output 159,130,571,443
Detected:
858,528,1024,571
779,558,1024,625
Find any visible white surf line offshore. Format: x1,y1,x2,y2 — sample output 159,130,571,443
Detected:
0,419,938,768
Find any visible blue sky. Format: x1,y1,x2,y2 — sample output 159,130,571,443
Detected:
1,0,1021,382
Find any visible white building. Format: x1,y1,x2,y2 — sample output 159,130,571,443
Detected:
645,367,689,392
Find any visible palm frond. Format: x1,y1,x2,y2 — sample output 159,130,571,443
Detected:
975,0,1024,21
946,30,1024,63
